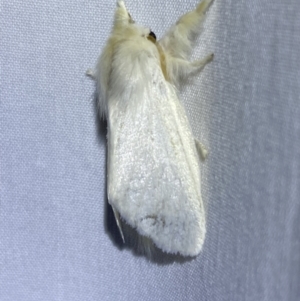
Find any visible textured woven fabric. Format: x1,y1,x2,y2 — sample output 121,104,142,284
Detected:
1,0,300,300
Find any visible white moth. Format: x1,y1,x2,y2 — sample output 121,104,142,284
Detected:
87,0,214,257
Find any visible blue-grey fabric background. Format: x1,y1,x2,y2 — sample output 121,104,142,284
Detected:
1,0,299,300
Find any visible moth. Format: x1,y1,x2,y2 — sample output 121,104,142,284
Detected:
87,0,214,257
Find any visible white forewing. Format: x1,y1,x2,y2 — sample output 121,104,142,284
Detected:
89,0,214,257
106,51,205,256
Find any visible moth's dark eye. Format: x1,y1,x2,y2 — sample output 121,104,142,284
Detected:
149,31,156,41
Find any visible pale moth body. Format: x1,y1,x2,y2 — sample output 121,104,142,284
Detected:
88,0,214,257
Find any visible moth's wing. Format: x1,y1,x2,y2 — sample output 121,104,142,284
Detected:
107,56,205,257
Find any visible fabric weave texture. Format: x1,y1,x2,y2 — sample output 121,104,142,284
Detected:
1,0,299,300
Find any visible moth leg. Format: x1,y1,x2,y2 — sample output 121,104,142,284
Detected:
111,205,125,243
191,53,214,73
117,1,125,8
114,1,131,25
195,139,208,161
86,68,96,80
196,0,214,15
167,53,213,82
159,0,214,58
